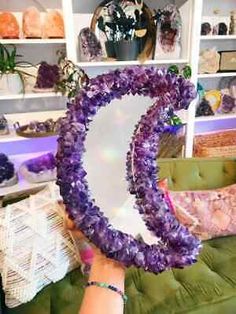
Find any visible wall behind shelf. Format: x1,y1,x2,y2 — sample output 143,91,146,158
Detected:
0,0,62,11
202,0,236,16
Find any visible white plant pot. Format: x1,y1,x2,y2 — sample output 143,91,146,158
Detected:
0,73,23,95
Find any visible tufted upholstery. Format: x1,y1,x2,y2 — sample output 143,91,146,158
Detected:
2,158,236,314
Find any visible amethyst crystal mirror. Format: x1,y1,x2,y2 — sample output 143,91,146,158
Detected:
57,66,201,273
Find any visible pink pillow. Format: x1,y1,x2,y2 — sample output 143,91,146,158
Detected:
168,183,236,240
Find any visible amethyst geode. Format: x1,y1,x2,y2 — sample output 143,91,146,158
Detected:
20,152,56,183
35,62,60,89
0,153,17,187
57,66,201,273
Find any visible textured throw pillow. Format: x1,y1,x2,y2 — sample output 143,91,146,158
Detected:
168,183,236,240
0,183,80,308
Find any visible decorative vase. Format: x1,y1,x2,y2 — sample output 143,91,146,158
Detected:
105,41,116,58
0,12,20,39
0,74,23,95
114,40,139,61
23,7,42,38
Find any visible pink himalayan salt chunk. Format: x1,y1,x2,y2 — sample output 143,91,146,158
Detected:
0,12,20,39
43,10,65,38
23,7,42,38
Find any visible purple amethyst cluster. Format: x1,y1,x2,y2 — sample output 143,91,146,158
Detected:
35,61,60,89
57,66,201,273
24,153,56,174
0,153,15,184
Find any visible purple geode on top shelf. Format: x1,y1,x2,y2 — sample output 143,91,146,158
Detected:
20,152,57,183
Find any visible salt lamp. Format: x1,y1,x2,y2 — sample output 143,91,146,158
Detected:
43,10,65,38
0,12,20,39
23,7,42,38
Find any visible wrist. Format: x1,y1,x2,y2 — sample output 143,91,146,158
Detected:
89,255,125,291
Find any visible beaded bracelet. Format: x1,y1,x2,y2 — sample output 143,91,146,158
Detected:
85,281,128,304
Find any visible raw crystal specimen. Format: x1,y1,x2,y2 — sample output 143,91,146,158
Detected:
0,153,17,187
23,7,42,38
0,12,20,39
43,10,65,38
20,152,56,183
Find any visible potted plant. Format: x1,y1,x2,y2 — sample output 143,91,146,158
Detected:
0,44,34,95
97,1,144,61
56,50,89,100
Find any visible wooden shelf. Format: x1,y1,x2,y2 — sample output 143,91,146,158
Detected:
0,152,50,197
198,72,236,79
77,59,189,68
200,35,236,40
0,92,62,101
0,39,66,45
195,113,236,122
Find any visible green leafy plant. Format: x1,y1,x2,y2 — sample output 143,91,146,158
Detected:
56,50,89,100
0,44,35,93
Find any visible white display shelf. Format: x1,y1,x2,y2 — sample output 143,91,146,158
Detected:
0,39,66,45
200,35,236,40
0,92,62,101
0,152,50,197
195,113,236,122
0,110,65,144
198,72,236,79
77,59,189,68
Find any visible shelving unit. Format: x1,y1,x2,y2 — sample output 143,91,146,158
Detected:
0,39,66,44
76,59,189,68
0,110,65,144
200,35,236,40
195,113,236,122
198,72,236,79
0,92,62,101
186,0,236,156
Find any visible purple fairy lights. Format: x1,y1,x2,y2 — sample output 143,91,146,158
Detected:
57,66,201,273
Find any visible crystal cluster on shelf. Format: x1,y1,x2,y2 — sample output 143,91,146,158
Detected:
78,27,103,62
196,78,236,117
0,115,9,135
34,62,60,91
20,153,57,183
16,118,62,137
196,98,214,117
0,154,17,188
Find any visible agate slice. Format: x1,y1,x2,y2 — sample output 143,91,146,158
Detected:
23,7,42,38
20,152,57,183
43,10,65,38
0,12,20,39
0,153,17,188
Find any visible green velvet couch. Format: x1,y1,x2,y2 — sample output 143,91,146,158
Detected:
2,158,236,314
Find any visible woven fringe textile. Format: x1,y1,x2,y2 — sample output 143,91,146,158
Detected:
0,183,80,308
